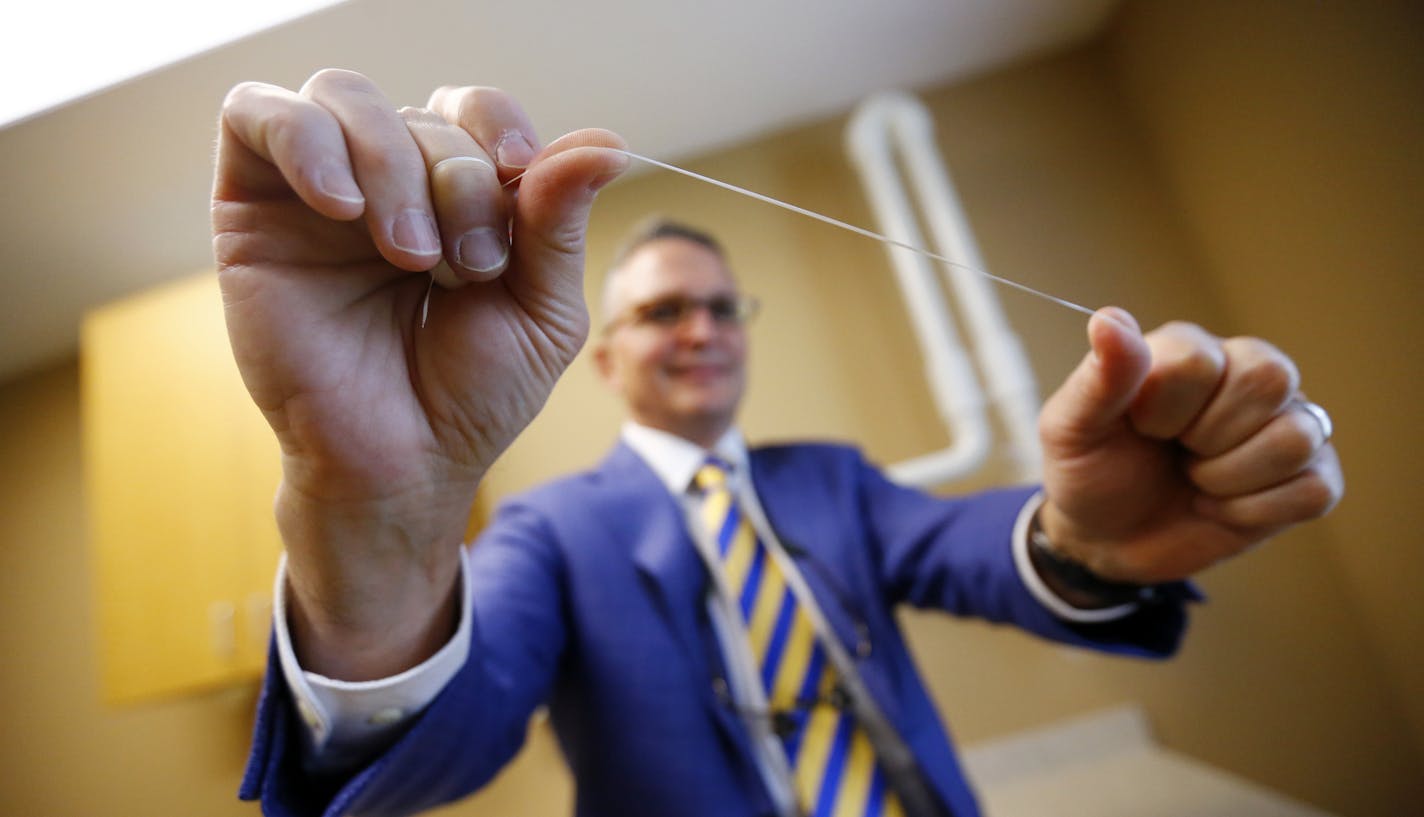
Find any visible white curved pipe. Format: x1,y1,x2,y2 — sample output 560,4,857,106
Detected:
846,92,1043,487
846,97,992,486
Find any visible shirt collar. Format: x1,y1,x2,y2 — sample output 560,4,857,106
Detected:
620,420,748,495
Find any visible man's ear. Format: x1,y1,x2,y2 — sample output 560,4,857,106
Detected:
592,339,616,387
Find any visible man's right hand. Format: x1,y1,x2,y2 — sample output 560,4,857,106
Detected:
212,69,628,679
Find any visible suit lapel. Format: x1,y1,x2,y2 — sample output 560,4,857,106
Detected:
591,442,757,763
748,447,837,562
590,444,713,678
750,448,879,690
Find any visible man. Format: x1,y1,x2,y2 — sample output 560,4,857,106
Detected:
217,71,1343,817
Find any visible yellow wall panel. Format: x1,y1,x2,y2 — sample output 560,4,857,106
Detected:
82,272,282,704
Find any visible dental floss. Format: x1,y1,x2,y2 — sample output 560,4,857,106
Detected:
419,148,1099,328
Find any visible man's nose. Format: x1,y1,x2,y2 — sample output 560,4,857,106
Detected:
676,304,721,340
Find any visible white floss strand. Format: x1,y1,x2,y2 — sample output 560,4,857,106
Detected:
613,149,1096,317
420,273,434,328
422,147,1098,328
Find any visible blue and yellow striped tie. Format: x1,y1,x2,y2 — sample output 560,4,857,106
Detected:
696,459,904,817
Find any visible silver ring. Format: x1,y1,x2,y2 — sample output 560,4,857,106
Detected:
1295,398,1333,444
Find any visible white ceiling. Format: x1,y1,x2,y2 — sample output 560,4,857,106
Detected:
3,0,348,127
0,0,1122,384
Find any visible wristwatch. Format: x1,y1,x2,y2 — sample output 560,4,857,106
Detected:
1028,514,1158,607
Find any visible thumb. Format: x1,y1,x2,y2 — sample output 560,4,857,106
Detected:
506,129,630,306
1041,307,1152,450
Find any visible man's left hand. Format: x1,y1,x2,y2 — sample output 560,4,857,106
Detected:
1036,308,1343,585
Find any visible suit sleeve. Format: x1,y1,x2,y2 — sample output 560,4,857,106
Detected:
850,450,1197,658
239,501,572,817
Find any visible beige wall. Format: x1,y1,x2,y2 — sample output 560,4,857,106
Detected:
1108,0,1424,767
0,365,260,815
4,5,1421,814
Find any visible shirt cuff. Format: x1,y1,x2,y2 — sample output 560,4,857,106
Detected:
272,547,473,769
1012,492,1139,624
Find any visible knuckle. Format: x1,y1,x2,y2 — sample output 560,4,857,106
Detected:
1149,324,1224,383
221,81,270,113
398,105,442,130
1160,319,1210,339
1037,408,1081,454
1157,321,1218,348
1272,414,1320,471
1228,339,1299,405
1166,343,1224,387
265,100,312,136
427,84,469,110
210,226,247,267
461,86,506,105
1235,500,1278,531
1294,469,1340,519
302,68,374,97
543,219,588,258
454,87,500,122
447,86,521,131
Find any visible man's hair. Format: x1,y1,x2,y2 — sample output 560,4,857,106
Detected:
599,217,729,325
607,217,726,272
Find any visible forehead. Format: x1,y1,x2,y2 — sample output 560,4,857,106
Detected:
610,237,738,306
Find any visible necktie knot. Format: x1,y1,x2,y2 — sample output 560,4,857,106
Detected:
693,457,732,493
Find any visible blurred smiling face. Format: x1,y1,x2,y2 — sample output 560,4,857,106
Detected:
594,237,751,448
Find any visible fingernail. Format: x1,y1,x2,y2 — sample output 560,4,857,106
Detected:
589,169,623,194
1099,306,1140,333
392,209,441,257
591,152,631,193
495,130,536,169
315,164,363,205
456,227,508,273
432,155,495,177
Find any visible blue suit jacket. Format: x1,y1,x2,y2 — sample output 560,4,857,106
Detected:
241,441,1190,817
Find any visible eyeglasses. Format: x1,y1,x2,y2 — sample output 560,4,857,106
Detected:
603,294,760,334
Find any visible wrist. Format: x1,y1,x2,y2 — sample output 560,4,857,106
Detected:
275,480,467,680
1028,508,1155,609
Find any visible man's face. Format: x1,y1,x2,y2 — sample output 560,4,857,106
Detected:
595,237,749,447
